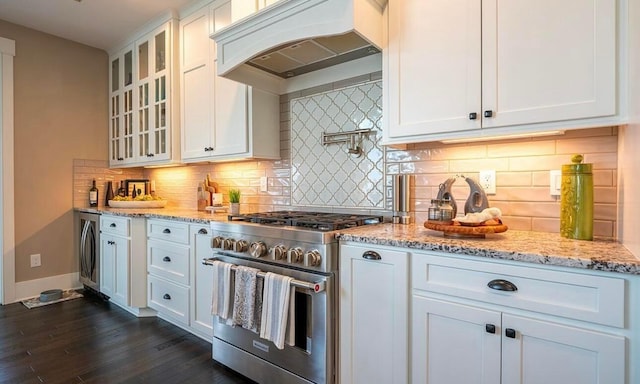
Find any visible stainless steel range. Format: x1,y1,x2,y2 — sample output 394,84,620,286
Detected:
206,211,383,384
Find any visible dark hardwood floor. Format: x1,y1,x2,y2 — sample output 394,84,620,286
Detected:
0,290,255,384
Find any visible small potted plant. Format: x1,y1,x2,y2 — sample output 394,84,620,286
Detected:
229,188,241,215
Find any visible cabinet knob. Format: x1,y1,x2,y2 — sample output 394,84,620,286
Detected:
505,328,517,338
107,240,115,245
469,112,478,120
162,256,171,262
147,153,155,157
162,228,171,234
485,324,496,334
362,250,381,260
163,294,171,300
110,223,116,228
487,279,518,292
117,157,124,161
208,146,214,151
484,110,494,118
198,228,208,235
204,147,210,152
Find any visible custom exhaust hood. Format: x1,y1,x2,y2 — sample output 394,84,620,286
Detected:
211,0,388,95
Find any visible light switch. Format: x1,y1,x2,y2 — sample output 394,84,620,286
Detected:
550,170,561,196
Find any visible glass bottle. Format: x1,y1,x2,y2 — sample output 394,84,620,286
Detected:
89,179,98,207
560,154,593,240
117,181,126,197
439,198,454,224
428,199,441,221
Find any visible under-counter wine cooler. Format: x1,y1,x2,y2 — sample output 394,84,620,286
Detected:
77,212,100,292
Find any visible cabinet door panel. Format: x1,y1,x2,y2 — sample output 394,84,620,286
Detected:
100,235,116,298
212,71,248,156
113,238,130,307
192,230,214,337
482,0,616,128
181,9,214,161
412,296,501,384
386,0,481,138
340,245,409,384
502,314,624,384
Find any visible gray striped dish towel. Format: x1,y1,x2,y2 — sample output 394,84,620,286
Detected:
260,272,295,349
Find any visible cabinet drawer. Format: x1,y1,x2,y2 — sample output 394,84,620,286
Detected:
148,240,190,285
411,252,625,327
147,219,189,244
148,275,189,326
100,215,130,237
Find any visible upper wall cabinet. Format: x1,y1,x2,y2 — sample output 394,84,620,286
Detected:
231,0,280,22
180,0,280,163
383,0,619,145
109,20,180,167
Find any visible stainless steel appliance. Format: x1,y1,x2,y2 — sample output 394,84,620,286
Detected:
206,211,383,384
77,212,100,292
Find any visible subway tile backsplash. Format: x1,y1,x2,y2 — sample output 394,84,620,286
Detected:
75,74,619,238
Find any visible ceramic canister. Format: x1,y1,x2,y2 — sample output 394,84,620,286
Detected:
560,154,594,240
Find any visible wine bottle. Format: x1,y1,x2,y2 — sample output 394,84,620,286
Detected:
117,181,126,197
89,179,98,207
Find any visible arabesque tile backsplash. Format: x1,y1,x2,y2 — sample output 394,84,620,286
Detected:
74,72,619,238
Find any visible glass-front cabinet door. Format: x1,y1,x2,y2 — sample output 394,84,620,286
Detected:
134,23,171,162
109,45,135,166
108,20,174,168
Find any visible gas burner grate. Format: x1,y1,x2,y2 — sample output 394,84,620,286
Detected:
228,211,383,231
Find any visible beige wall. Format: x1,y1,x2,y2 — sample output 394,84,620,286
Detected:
0,20,108,282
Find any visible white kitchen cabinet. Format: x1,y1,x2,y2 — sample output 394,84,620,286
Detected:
108,19,180,167
383,0,618,144
145,219,214,340
339,243,409,384
231,0,279,22
411,250,625,384
180,0,280,163
190,224,214,339
146,219,191,326
100,215,149,315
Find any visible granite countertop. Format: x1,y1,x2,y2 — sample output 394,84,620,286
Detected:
75,208,640,275
76,207,229,224
336,224,640,276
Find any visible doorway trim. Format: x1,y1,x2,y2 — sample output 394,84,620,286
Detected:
1,36,16,304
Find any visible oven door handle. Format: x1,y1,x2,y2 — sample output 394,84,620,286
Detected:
203,257,326,293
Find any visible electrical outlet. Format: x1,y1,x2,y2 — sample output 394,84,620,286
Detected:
479,170,496,195
30,253,41,268
259,176,268,192
550,170,561,196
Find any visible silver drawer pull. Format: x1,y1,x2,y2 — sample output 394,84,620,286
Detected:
362,250,381,260
487,279,518,292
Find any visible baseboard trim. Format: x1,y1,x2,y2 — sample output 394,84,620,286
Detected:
14,272,82,302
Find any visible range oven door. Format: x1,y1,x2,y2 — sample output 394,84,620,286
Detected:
209,253,335,384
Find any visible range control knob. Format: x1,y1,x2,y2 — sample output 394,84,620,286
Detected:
249,241,267,257
234,240,249,253
271,244,288,260
223,238,235,251
212,236,224,249
288,247,304,264
305,250,322,267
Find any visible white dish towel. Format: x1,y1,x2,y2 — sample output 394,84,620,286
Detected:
211,260,233,320
260,272,295,349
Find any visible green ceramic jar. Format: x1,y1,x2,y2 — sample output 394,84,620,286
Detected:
560,154,593,240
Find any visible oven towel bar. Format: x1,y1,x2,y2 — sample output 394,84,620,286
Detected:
203,258,326,293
